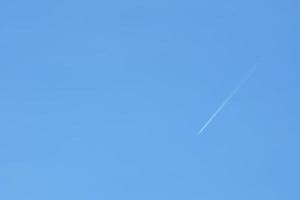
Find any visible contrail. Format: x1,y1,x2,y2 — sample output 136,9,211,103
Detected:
197,64,258,135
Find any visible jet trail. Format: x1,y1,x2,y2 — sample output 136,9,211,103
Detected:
197,64,257,135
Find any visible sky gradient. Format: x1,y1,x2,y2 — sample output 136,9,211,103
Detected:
0,0,300,199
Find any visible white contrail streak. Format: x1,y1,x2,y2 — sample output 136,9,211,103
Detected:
197,64,258,135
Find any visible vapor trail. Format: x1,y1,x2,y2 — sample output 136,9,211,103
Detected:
197,64,257,135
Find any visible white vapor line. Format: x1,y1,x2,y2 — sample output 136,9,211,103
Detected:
197,64,258,135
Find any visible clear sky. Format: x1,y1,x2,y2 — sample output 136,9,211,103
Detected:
0,0,299,199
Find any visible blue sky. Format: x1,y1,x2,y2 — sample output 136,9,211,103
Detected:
0,0,299,199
